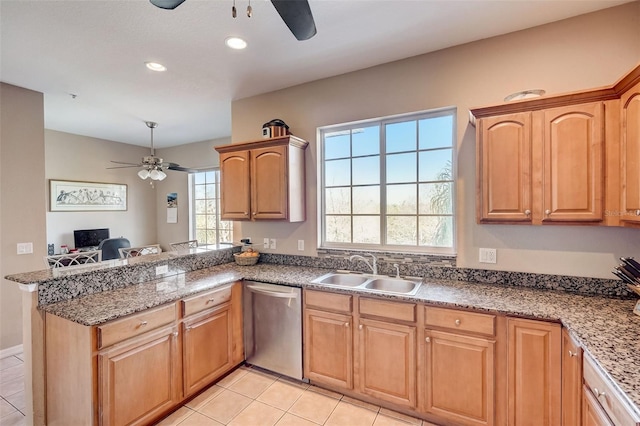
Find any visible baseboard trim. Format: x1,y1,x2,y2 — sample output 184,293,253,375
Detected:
0,344,24,359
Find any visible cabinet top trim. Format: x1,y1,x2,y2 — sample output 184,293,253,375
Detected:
471,63,640,119
215,135,309,153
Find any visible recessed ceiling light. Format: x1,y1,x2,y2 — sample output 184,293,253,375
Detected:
504,89,546,102
145,62,167,72
225,37,247,50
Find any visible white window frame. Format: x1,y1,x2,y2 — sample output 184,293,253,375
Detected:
317,107,456,255
189,169,233,247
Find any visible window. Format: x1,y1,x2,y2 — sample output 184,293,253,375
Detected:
319,108,455,253
191,170,233,246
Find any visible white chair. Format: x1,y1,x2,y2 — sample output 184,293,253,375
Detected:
44,250,102,269
169,240,198,251
118,244,162,258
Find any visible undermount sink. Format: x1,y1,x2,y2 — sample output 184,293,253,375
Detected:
364,278,420,294
311,272,422,295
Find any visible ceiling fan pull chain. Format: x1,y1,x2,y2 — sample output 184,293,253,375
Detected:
247,0,252,17
232,0,237,18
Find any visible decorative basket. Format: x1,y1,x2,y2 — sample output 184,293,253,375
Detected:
234,252,260,266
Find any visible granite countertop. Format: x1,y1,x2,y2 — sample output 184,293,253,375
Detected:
39,262,640,418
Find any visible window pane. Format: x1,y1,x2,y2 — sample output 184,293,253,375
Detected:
220,220,232,230
219,230,232,243
325,216,351,243
206,200,216,214
353,186,380,214
196,229,207,243
419,149,452,182
325,159,351,187
195,214,206,228
326,188,351,214
353,216,380,244
419,216,453,247
386,121,416,153
419,182,453,214
387,153,416,184
419,115,453,149
194,173,206,185
325,132,351,159
352,156,380,185
195,185,206,199
206,230,216,244
387,216,417,245
206,214,216,229
205,184,216,199
195,200,206,214
353,126,380,157
387,184,417,214
205,171,215,183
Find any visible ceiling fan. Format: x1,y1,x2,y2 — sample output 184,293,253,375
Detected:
108,121,199,181
149,0,317,41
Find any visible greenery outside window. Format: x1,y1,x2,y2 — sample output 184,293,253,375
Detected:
191,170,233,247
319,108,456,254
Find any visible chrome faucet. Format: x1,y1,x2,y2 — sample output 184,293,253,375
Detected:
349,253,378,275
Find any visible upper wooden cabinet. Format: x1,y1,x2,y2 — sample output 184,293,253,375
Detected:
215,136,308,222
621,79,640,226
473,63,640,227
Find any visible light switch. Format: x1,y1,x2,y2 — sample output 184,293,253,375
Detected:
298,240,304,251
17,242,33,255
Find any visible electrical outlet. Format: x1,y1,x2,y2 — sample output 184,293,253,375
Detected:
297,240,304,251
156,265,169,275
479,248,497,264
269,238,277,250
263,238,270,249
17,242,33,255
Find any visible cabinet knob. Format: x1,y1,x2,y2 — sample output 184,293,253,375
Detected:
253,212,256,215
425,337,431,343
358,324,363,330
569,350,577,357
545,209,551,215
139,321,148,327
172,331,178,337
524,209,531,216
344,322,349,328
593,388,606,398
207,298,216,303
454,319,461,326
244,212,248,215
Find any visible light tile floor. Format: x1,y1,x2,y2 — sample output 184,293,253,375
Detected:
0,356,439,426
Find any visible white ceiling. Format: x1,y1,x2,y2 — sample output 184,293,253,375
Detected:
0,0,631,148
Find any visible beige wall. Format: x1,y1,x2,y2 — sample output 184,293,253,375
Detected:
45,130,158,250
232,3,640,279
1,83,47,351
155,137,230,250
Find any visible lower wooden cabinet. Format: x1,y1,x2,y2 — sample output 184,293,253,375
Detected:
98,326,181,426
423,330,495,426
358,318,416,407
45,282,243,426
182,303,233,397
507,318,562,426
562,328,583,426
583,386,614,426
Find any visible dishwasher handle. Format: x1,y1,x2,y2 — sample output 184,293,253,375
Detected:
246,284,299,299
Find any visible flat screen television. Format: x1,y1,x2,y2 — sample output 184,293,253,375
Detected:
73,228,110,249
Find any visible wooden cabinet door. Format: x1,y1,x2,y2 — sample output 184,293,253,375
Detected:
219,150,251,220
98,326,180,426
251,145,288,219
621,81,640,225
304,308,353,389
477,113,533,223
583,386,614,426
562,329,582,426
423,330,494,426
541,103,604,222
357,319,416,407
182,303,233,397
507,318,561,426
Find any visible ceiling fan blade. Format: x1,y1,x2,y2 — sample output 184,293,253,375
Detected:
110,160,143,166
271,0,317,41
107,165,143,170
149,0,186,10
166,163,201,173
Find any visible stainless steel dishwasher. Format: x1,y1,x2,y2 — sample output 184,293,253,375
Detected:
243,281,303,380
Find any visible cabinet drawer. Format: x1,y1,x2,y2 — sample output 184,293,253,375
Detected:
359,298,416,322
97,303,176,349
425,306,495,336
583,354,640,426
182,285,232,317
305,290,352,313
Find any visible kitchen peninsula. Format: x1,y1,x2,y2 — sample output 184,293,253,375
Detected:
5,247,640,425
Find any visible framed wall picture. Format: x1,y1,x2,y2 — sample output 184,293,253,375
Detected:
49,180,127,212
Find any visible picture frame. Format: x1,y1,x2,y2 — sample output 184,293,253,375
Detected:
49,179,127,212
